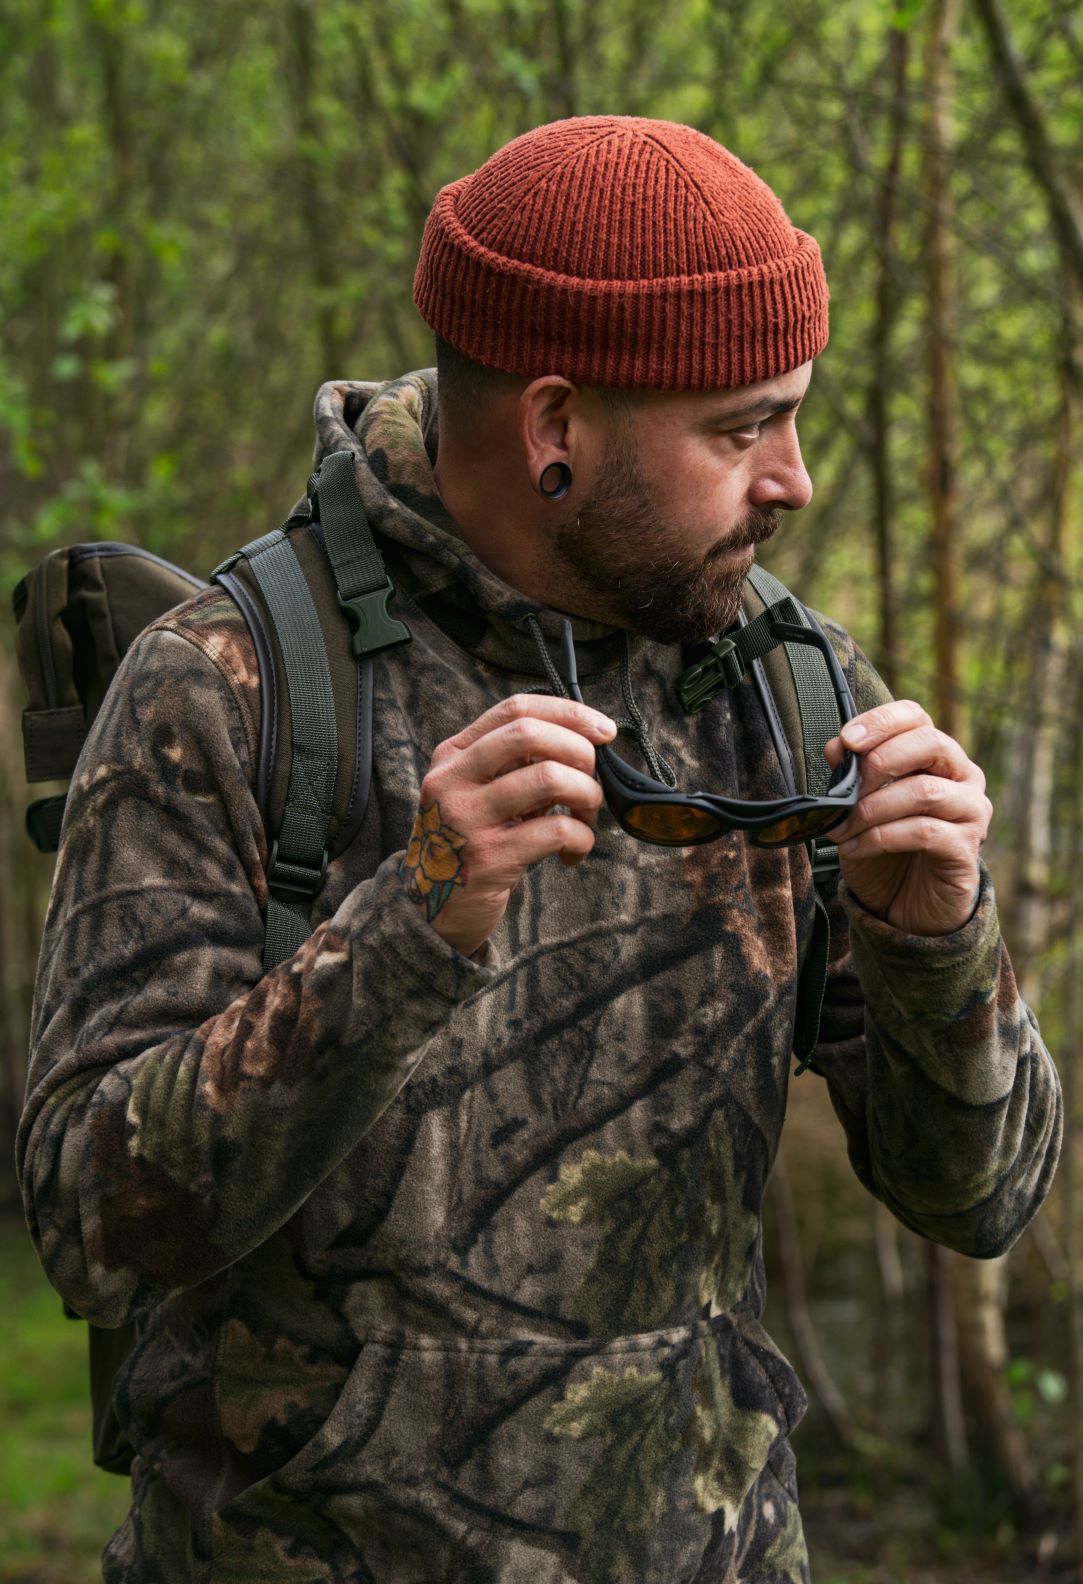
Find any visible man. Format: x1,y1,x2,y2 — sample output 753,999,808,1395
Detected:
18,117,1060,1584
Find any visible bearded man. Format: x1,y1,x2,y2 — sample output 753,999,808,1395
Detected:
19,117,1061,1584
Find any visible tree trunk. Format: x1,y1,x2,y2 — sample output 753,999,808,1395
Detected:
870,1199,906,1437
866,13,910,697
971,0,1083,295
954,1255,1036,1514
285,0,346,376
87,7,137,484
1066,643,1083,1584
768,1158,862,1451
855,21,913,1424
923,0,969,1481
998,298,1075,1002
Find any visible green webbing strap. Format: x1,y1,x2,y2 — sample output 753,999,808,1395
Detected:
239,529,338,971
308,450,412,658
676,595,804,712
734,596,804,663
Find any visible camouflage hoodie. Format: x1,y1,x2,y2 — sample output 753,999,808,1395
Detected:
18,372,1061,1584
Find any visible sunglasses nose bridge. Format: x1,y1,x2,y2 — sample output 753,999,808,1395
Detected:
561,620,859,852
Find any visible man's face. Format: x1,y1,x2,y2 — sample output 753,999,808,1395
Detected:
551,363,814,644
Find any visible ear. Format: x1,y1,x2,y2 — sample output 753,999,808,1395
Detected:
517,376,589,496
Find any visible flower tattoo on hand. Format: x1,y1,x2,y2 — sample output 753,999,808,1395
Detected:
400,802,469,921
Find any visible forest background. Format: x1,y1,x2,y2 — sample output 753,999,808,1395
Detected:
0,0,1081,1580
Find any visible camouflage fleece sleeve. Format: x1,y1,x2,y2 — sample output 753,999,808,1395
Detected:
16,625,498,1328
809,625,1062,1258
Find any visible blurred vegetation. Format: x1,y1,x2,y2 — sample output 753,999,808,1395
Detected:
0,1218,129,1582
1,0,1081,1578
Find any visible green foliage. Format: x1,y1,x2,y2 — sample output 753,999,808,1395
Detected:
1005,1355,1068,1427
0,1217,129,1581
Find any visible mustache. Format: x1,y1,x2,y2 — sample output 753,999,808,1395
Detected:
708,508,782,560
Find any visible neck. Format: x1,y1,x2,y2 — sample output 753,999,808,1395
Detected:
433,428,559,605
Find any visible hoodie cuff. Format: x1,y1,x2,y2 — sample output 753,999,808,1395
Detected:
837,863,1013,1105
366,851,502,1002
839,861,994,962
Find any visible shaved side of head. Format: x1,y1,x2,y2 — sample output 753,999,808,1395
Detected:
434,336,526,432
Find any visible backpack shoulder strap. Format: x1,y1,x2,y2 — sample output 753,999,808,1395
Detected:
211,450,411,972
743,564,847,1074
744,565,840,801
217,524,340,969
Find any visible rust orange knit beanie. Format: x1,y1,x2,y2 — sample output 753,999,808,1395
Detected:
413,116,829,391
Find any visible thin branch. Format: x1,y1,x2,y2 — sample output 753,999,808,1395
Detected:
970,0,1083,294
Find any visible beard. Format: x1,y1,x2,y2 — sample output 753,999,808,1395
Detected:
550,422,780,645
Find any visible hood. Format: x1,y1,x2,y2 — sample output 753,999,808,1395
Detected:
303,371,647,680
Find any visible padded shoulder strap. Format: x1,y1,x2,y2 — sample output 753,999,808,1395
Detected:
220,528,339,970
744,566,845,1074
210,456,410,973
746,565,839,799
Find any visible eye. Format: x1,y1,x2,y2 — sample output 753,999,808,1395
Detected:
726,423,762,444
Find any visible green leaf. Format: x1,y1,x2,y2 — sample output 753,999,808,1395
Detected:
50,352,82,382
1035,1368,1067,1406
89,357,138,395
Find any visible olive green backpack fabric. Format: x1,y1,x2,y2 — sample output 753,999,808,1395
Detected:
15,544,208,854
13,451,845,1477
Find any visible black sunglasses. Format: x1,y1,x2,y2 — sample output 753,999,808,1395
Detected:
560,616,860,848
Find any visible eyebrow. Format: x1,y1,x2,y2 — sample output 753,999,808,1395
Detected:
707,395,803,426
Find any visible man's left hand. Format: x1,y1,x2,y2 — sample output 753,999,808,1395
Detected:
822,700,993,936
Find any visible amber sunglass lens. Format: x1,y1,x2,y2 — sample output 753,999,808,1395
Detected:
623,803,724,843
755,806,842,848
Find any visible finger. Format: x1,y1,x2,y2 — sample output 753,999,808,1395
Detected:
839,699,931,754
440,693,616,757
857,724,982,789
829,775,990,844
459,716,607,785
482,761,604,825
827,723,980,801
487,810,598,870
835,813,982,865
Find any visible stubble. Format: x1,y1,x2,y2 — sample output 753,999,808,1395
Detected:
550,422,779,645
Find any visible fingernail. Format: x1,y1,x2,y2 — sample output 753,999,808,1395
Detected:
591,716,618,739
842,723,867,746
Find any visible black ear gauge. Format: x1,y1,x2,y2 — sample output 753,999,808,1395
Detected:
538,462,573,500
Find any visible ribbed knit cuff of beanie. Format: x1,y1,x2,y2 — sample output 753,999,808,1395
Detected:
412,116,829,393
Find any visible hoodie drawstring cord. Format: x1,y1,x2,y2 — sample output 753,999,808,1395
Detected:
522,614,676,788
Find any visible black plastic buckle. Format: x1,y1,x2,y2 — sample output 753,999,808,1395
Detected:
26,793,67,853
264,839,328,902
675,636,746,713
809,842,842,884
337,579,412,658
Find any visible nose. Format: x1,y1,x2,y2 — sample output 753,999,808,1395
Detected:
748,423,813,512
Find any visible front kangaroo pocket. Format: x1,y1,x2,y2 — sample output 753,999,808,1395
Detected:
210,1309,805,1584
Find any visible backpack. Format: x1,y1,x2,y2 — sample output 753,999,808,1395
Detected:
13,449,845,1476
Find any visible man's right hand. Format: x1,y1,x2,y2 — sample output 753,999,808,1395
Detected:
399,694,618,958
